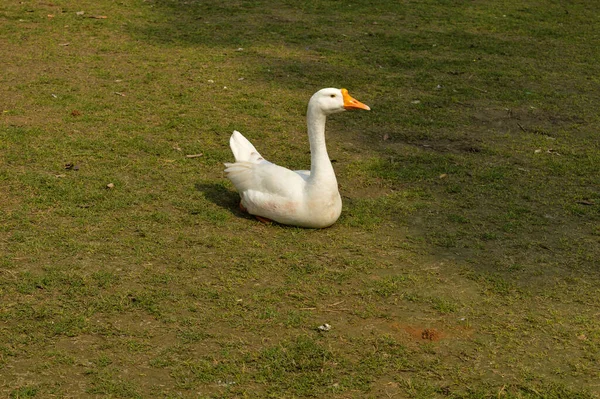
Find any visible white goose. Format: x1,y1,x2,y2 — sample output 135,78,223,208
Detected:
224,88,370,228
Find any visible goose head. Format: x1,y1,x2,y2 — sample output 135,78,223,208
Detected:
310,88,371,115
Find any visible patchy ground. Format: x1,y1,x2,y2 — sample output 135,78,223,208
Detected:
1,0,599,398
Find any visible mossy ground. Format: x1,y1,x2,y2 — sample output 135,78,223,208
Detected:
1,1,599,398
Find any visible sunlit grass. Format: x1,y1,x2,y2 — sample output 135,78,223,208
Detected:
1,0,599,398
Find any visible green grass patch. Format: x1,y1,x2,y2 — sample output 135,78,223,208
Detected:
1,0,599,397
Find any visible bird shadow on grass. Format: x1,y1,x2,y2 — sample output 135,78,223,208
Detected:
194,182,251,219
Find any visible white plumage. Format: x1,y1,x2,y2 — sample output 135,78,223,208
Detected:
224,88,370,228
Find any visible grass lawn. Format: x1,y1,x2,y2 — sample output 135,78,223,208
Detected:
1,0,599,397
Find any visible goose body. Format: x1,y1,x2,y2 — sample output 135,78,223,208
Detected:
224,88,370,228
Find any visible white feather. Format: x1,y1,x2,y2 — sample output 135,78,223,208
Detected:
223,88,369,228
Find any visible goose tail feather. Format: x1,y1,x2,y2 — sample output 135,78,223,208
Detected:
229,130,263,163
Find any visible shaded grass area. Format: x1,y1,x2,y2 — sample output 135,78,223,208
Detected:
1,0,599,398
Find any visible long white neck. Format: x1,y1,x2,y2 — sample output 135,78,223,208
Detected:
307,103,336,186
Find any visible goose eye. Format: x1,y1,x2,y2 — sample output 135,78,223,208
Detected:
330,94,335,98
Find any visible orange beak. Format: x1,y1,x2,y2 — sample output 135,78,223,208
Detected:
341,88,371,111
